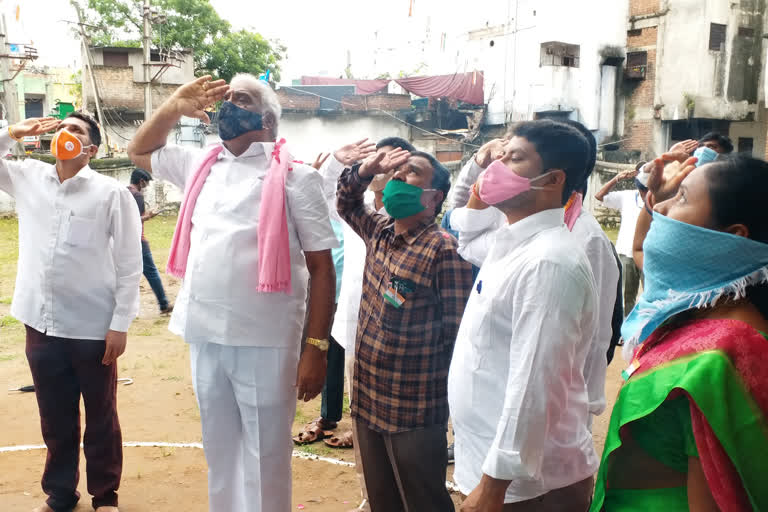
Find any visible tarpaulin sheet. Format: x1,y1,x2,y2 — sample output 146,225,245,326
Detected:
396,71,484,105
300,76,390,95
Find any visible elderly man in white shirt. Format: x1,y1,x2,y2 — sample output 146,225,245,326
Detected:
0,113,142,512
127,75,338,512
449,120,599,511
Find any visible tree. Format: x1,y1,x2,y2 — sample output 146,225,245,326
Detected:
77,0,284,81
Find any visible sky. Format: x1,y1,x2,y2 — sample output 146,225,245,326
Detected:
0,0,485,80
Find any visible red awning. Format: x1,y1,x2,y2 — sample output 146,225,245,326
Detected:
300,76,390,95
395,71,484,105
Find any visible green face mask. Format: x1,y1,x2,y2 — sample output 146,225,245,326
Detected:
382,179,435,219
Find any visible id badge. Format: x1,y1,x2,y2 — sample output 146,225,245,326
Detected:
383,283,405,308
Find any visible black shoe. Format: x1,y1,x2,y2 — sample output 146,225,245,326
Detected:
447,443,455,464
160,304,174,315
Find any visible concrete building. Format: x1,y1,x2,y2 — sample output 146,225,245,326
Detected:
623,0,767,159
82,46,195,151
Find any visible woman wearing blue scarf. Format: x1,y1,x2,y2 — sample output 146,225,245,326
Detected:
592,155,768,511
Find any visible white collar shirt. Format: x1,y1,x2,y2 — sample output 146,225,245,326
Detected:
601,190,643,257
452,206,619,418
0,131,142,339
150,142,338,347
448,208,599,502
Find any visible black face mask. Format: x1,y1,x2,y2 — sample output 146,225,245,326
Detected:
217,101,264,141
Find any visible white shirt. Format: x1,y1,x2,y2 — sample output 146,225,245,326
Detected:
317,154,373,356
448,208,599,503
601,190,643,257
0,131,142,339
452,206,619,418
151,142,338,347
570,210,620,417
447,157,484,210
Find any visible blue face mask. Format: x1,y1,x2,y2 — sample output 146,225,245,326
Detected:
217,101,264,141
622,212,768,357
693,146,718,167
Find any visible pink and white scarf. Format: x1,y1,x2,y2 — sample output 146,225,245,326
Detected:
166,138,294,293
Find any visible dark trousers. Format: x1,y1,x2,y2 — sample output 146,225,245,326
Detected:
320,336,345,422
142,239,169,310
25,326,122,511
355,421,454,512
500,476,594,511
619,254,641,314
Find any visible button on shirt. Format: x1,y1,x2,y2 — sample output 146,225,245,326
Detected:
337,165,473,433
0,131,142,339
448,208,599,502
601,190,643,258
150,142,338,347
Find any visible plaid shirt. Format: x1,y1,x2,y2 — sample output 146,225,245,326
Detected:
337,165,473,433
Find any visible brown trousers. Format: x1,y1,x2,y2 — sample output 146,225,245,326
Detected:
462,476,594,512
354,421,454,512
25,326,122,511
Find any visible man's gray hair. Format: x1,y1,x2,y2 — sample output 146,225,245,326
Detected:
231,73,282,134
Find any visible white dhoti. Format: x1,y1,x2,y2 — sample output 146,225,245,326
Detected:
190,341,300,512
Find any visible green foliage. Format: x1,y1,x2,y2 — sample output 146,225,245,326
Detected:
78,0,284,80
200,30,285,83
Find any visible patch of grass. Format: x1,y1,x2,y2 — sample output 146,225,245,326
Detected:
0,353,18,362
0,218,19,299
162,375,183,382
135,327,155,337
342,394,350,415
0,296,11,304
0,315,19,327
602,227,619,244
294,407,310,426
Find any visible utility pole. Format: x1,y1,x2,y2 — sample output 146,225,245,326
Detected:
73,3,110,156
0,14,20,126
143,0,152,122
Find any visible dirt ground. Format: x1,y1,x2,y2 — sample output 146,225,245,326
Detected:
0,217,625,511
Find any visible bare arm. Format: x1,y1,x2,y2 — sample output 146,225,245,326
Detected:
633,208,652,271
595,169,639,202
296,249,336,402
127,75,229,173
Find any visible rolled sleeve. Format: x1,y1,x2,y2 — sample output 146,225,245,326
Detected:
109,187,143,332
448,158,484,210
287,164,339,252
601,191,624,210
150,144,203,190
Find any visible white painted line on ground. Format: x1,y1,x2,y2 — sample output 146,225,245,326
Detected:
0,442,460,492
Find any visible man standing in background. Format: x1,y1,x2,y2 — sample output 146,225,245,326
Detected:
127,168,173,315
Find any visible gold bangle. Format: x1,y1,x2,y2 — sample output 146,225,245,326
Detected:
7,125,22,142
306,337,330,351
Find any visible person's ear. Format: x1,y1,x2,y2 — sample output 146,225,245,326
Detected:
724,223,750,239
262,112,275,132
548,169,567,187
87,143,99,158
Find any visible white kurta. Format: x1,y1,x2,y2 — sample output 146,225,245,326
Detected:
448,209,599,503
0,130,142,338
151,141,338,512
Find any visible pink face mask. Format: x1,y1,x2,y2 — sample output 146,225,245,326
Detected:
477,159,556,205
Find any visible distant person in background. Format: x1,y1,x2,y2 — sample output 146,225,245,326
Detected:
128,169,173,315
698,132,734,155
595,162,646,313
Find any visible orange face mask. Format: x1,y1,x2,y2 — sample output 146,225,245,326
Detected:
51,129,93,160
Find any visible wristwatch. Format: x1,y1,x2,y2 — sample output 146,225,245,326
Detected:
306,337,330,351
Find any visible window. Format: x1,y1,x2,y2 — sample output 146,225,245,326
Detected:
709,23,726,51
738,26,755,38
625,51,648,80
738,137,754,155
627,29,642,37
540,42,580,68
102,50,129,67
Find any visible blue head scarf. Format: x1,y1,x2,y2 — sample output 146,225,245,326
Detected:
622,212,768,359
